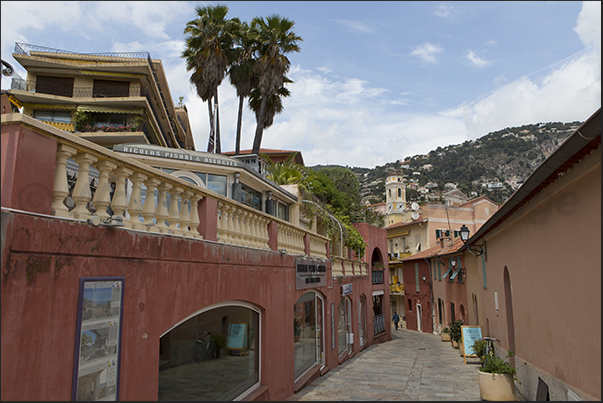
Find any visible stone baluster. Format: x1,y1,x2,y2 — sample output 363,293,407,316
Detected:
226,204,236,245
188,193,203,238
71,152,98,219
127,172,147,230
155,182,172,233
141,178,160,232
51,144,77,218
231,206,242,245
178,190,193,237
167,186,183,235
240,211,251,247
217,202,228,243
109,167,133,224
249,215,260,248
259,217,270,249
92,160,117,221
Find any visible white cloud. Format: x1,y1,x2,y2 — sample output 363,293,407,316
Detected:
460,48,600,139
434,3,458,19
466,50,491,68
332,19,372,33
411,42,443,64
574,1,601,49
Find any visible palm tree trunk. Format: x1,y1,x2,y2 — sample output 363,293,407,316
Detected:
235,95,244,155
214,89,221,154
252,96,267,155
207,99,214,152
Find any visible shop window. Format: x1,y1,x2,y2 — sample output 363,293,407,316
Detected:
241,184,262,210
158,304,259,401
207,174,227,196
294,292,324,379
337,297,352,356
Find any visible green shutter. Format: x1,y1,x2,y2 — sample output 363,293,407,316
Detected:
481,253,487,289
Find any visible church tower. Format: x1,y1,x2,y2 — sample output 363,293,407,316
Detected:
385,169,406,217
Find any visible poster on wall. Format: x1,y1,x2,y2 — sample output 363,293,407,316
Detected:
72,277,124,401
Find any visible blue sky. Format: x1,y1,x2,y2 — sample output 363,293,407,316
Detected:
1,1,600,168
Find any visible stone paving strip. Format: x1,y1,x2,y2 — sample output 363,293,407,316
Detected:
286,328,489,401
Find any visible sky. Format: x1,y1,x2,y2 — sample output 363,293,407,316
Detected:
1,1,600,168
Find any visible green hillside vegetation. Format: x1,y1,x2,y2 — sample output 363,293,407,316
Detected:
339,120,580,205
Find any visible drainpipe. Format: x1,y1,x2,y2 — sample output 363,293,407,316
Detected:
424,256,436,335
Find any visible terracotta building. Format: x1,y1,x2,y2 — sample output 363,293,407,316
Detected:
462,108,601,401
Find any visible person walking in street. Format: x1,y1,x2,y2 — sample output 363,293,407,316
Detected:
392,311,400,330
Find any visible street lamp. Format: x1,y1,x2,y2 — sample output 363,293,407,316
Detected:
459,224,484,257
459,224,470,243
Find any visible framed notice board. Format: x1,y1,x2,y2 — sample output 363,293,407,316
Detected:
72,277,124,401
226,323,248,356
461,325,482,364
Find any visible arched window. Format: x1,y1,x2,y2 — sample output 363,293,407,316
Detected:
398,188,402,198
293,292,324,379
158,303,260,401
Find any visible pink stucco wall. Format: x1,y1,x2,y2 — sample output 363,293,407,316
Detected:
476,148,601,400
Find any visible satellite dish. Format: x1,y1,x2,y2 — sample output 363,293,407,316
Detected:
411,211,419,220
411,202,419,211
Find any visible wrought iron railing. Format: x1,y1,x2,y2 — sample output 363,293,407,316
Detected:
14,42,151,60
10,80,142,98
371,270,384,284
373,314,385,334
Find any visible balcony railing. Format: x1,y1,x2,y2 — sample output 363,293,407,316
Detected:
10,79,142,98
3,114,339,263
14,42,151,60
371,270,384,284
389,283,404,294
373,314,385,334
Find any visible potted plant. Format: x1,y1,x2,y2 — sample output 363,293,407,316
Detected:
440,327,451,342
472,339,520,401
294,318,301,342
449,319,463,348
211,333,227,358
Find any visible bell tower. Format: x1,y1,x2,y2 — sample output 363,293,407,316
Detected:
385,169,406,216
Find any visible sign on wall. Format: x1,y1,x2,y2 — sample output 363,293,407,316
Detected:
341,283,353,296
461,325,482,364
72,277,124,401
295,257,327,290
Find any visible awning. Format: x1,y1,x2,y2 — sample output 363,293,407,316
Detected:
77,105,144,114
22,103,76,110
8,95,22,109
80,70,144,79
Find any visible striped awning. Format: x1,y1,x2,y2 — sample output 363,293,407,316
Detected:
77,105,144,114
80,70,144,79
22,103,76,110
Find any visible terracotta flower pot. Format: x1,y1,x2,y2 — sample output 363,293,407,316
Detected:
441,332,451,342
478,371,517,401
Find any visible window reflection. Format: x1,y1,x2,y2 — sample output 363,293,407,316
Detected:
158,305,259,401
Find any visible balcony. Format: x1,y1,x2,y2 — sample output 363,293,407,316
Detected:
389,283,404,294
2,113,362,266
373,314,385,334
10,79,143,99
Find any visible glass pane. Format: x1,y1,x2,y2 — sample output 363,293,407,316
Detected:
294,293,318,379
207,174,227,196
337,299,347,355
158,306,259,401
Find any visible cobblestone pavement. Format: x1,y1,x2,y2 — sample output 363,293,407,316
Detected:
286,328,524,401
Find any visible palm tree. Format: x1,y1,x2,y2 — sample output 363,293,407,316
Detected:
182,4,240,153
248,76,293,129
228,21,257,155
249,15,302,155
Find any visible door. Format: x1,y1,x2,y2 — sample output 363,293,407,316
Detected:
416,303,423,332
